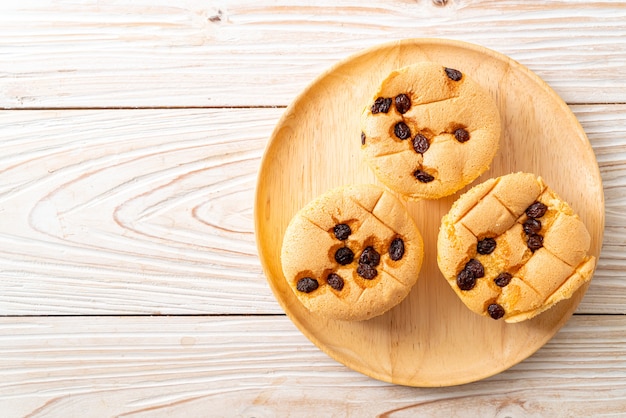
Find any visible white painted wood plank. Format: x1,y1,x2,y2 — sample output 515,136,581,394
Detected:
0,315,625,417
572,104,626,314
0,106,623,315
0,108,280,315
1,1,626,107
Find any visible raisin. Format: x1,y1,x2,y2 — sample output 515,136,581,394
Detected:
525,201,548,219
414,169,435,183
394,94,411,114
389,238,405,261
454,128,470,143
445,67,463,81
494,272,512,287
357,263,378,280
465,259,485,279
412,133,430,154
487,303,505,319
477,238,496,255
361,132,366,145
527,234,544,252
333,223,351,241
296,277,318,293
523,218,542,235
359,246,380,267
371,97,392,114
457,269,476,291
394,122,411,140
334,247,354,265
327,273,344,291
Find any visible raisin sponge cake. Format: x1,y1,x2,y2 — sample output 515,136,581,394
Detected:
281,184,424,321
360,62,501,200
437,172,595,323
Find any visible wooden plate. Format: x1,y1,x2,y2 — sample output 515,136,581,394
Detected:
254,38,604,387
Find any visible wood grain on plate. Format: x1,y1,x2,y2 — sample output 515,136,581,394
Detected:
255,39,604,386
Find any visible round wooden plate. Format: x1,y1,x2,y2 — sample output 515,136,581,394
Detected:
254,38,604,387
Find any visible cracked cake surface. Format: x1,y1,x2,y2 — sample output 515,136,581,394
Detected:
281,184,424,321
360,62,501,200
437,172,596,323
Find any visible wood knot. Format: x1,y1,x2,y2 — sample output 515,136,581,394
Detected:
209,10,223,23
432,0,448,6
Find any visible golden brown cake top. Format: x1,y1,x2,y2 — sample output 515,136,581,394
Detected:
437,172,595,322
360,62,501,199
281,184,424,321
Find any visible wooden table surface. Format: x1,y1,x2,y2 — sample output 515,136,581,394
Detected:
1,1,625,416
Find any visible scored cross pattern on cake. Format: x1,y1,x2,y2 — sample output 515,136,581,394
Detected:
437,172,596,323
281,185,423,321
